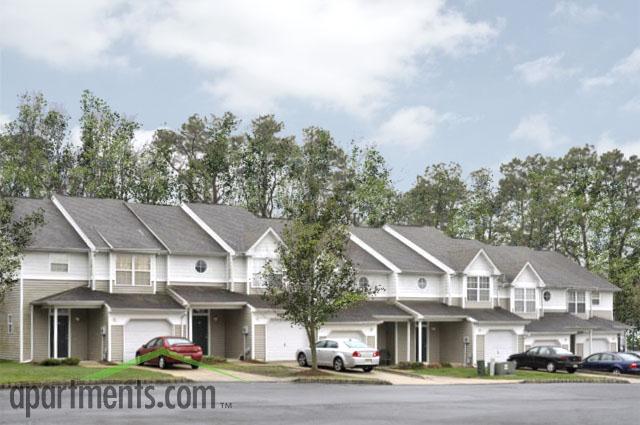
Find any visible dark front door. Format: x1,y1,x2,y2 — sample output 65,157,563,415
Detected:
192,314,209,355
49,314,69,358
570,334,576,353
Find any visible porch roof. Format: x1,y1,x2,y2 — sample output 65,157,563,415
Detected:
327,301,412,323
525,313,628,333
32,286,184,310
399,301,528,323
169,286,273,309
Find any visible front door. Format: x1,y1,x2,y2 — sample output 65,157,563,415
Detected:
49,312,69,358
570,334,576,353
192,313,209,355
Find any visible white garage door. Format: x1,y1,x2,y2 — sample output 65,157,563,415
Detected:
266,320,308,361
124,319,172,361
532,339,562,348
485,331,516,362
588,338,610,356
327,331,365,343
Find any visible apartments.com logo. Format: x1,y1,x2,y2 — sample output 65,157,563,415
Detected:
8,349,237,418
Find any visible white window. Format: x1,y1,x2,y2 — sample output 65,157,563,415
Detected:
592,291,600,306
7,314,13,335
568,290,586,314
514,288,536,313
358,276,370,290
49,254,69,272
116,254,151,286
417,277,427,290
195,260,207,273
467,276,490,301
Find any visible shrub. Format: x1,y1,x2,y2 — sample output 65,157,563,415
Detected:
61,357,80,366
440,362,453,368
201,356,227,364
396,361,425,370
40,358,62,366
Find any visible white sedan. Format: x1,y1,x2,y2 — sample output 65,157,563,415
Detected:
296,338,380,372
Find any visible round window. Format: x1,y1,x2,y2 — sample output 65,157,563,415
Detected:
543,290,551,302
195,260,207,273
417,277,427,289
358,277,369,289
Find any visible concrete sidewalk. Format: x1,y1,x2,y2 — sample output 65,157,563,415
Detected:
146,364,284,382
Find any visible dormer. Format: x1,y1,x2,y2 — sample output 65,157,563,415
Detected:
462,249,501,309
509,262,545,319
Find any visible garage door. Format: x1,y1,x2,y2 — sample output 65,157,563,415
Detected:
124,319,173,361
531,339,562,348
327,331,365,342
266,320,308,361
485,331,516,362
587,338,610,356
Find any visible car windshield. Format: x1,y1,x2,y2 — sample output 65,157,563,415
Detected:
165,338,192,346
552,348,574,355
344,340,369,348
618,353,639,361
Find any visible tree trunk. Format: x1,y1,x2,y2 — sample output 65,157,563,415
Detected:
306,326,318,370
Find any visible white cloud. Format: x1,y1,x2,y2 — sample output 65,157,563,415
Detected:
581,48,640,90
0,113,11,130
0,0,499,117
376,106,440,150
595,132,640,158
509,113,569,150
514,53,580,84
69,126,157,150
551,2,606,24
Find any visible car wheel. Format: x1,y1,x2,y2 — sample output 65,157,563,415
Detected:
297,353,309,367
612,367,622,376
191,364,199,370
546,362,556,373
567,368,576,374
333,357,344,372
135,351,143,364
363,366,373,373
512,359,518,369
158,356,167,369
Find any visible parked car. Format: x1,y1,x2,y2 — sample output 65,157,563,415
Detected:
580,352,640,375
627,351,640,359
296,338,380,372
136,336,203,369
507,346,581,373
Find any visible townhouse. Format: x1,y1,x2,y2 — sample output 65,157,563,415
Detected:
0,196,628,366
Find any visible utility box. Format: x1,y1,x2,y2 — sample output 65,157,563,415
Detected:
477,360,487,376
494,361,516,375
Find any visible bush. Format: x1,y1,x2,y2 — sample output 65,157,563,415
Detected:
396,361,425,370
61,357,80,366
40,358,62,366
440,362,453,368
201,356,227,365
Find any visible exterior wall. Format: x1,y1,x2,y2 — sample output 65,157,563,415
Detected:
169,255,227,284
438,321,473,365
112,285,154,294
524,333,569,351
232,282,247,294
498,298,510,310
377,323,395,364
428,322,440,363
210,310,226,358
70,310,88,359
94,280,109,292
449,297,462,307
232,257,247,283
156,255,167,282
87,308,105,361
409,322,416,362
450,276,463,298
360,272,394,298
0,285,20,360
463,252,495,309
396,322,408,362
224,310,245,359
476,335,485,362
397,273,444,299
542,289,567,312
156,281,167,294
591,291,614,319
94,253,110,281
111,325,124,362
254,324,266,361
22,252,89,281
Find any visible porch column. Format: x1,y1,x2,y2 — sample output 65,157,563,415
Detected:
589,329,593,355
426,322,430,364
53,307,58,359
188,308,193,340
417,321,423,362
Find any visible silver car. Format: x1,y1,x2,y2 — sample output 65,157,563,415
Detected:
296,338,380,372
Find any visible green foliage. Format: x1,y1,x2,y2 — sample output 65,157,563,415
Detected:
201,355,228,364
396,361,426,370
61,357,81,366
40,358,63,366
0,198,43,302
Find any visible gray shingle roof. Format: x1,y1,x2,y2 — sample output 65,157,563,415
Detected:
350,227,444,273
525,313,605,333
55,196,165,251
400,301,528,322
32,286,184,310
128,203,226,255
346,241,391,273
12,198,88,251
169,285,273,308
327,301,412,323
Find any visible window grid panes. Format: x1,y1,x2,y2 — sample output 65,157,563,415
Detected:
568,290,586,314
591,292,600,306
116,254,151,286
467,276,490,302
514,288,536,313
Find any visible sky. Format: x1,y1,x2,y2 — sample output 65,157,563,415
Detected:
1,0,639,190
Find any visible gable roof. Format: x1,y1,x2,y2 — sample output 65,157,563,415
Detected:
127,203,227,255
346,241,392,273
32,286,183,310
350,227,444,274
327,301,412,323
11,198,89,251
399,301,528,323
169,285,272,309
55,196,165,252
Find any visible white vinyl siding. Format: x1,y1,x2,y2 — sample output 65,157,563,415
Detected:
467,276,490,302
21,252,89,280
49,254,69,272
7,314,13,335
116,254,151,286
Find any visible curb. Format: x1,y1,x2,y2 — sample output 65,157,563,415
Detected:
292,377,391,385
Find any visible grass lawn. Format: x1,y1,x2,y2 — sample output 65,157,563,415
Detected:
402,366,619,382
0,360,182,385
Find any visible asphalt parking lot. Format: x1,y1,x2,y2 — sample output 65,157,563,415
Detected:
1,382,638,424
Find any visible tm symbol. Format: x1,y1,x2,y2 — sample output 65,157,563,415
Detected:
218,402,233,409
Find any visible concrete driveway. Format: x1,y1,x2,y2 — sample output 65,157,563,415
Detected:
138,364,282,382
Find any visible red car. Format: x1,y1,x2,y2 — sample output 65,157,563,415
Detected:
136,336,203,369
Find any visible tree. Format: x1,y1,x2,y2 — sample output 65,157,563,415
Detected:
0,198,43,302
261,219,377,370
350,146,399,226
0,92,73,197
131,144,176,204
462,168,498,242
237,115,299,217
400,162,467,235
70,90,139,200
